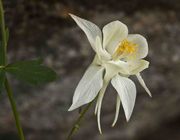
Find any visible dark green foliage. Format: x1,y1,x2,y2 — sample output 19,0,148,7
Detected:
5,59,57,85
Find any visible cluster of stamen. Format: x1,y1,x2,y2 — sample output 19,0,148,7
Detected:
112,39,137,60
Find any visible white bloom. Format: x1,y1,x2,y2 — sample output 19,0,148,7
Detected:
68,14,151,133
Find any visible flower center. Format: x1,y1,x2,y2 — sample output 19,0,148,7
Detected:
112,39,137,60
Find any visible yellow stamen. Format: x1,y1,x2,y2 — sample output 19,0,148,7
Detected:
112,39,137,60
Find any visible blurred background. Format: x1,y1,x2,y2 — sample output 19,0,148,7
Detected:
0,0,180,140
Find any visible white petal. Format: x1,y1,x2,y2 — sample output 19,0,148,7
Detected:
97,91,104,134
105,60,130,76
112,95,121,127
94,99,99,115
126,60,149,75
95,82,109,134
136,73,152,97
95,36,111,60
127,34,148,59
68,65,104,111
111,75,136,121
103,21,128,54
106,60,149,76
70,14,102,52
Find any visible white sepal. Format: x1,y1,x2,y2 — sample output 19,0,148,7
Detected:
95,36,111,60
106,60,149,76
68,65,104,111
70,14,102,52
136,73,152,97
111,75,136,121
96,82,109,134
112,95,121,127
127,60,149,75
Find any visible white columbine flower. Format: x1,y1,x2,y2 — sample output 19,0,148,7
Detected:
68,14,151,133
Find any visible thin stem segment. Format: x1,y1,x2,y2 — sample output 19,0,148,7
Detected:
67,101,94,140
5,78,25,140
0,0,7,65
0,1,25,140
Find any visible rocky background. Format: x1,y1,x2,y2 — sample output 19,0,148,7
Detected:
0,0,180,140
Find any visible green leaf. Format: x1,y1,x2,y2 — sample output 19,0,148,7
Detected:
5,59,57,85
0,69,5,94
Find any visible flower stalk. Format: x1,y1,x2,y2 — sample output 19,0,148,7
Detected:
67,101,94,140
0,0,7,65
0,1,26,140
5,78,25,140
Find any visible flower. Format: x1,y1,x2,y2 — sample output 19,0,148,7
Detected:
68,14,151,133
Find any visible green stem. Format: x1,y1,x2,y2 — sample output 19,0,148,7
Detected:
5,78,25,140
67,101,94,140
0,1,25,140
0,0,7,65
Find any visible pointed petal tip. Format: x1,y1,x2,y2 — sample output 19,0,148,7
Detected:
68,107,73,111
111,118,118,127
97,108,103,134
111,123,115,127
69,13,81,21
126,117,130,122
98,125,102,134
97,115,102,134
111,96,121,128
125,111,132,122
145,87,152,97
68,104,76,111
124,113,132,122
136,73,152,97
68,103,83,111
69,13,76,19
149,93,152,98
145,88,152,97
69,13,75,17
